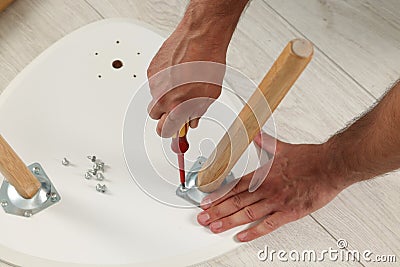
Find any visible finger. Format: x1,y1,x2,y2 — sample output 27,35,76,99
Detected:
208,200,276,234
197,189,264,226
200,171,254,210
189,118,200,128
236,212,294,242
156,113,168,137
147,98,166,120
160,107,188,138
253,131,277,154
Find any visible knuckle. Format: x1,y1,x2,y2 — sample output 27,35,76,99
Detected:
263,218,277,230
290,209,301,220
231,184,241,194
243,207,256,221
148,109,159,119
231,195,242,210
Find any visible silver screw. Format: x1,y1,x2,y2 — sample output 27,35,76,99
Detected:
96,184,107,193
24,210,33,217
1,201,8,207
62,158,70,166
87,155,97,162
32,166,40,175
98,162,105,171
178,184,188,192
85,172,93,180
50,192,58,202
88,169,98,176
93,163,100,171
96,173,104,181
93,162,105,172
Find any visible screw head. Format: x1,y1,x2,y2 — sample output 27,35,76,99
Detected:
87,155,97,162
1,201,8,207
96,173,104,181
88,169,98,176
93,162,105,172
24,210,33,217
62,158,70,166
178,184,188,192
32,166,40,175
93,163,100,171
50,192,58,202
96,184,107,193
85,172,93,180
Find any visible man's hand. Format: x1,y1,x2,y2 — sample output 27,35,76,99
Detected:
147,26,226,137
197,132,347,242
147,0,249,137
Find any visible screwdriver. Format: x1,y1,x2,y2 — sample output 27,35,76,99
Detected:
171,123,189,188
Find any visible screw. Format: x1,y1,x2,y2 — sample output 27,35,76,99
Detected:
93,163,100,171
50,192,58,202
24,210,33,217
96,184,107,193
88,169,98,176
93,162,105,172
98,162,105,171
96,173,104,181
32,166,40,175
178,184,188,192
62,158,70,166
1,201,8,207
85,172,93,180
87,155,97,162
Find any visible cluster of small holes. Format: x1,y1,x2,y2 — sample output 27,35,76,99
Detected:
94,41,142,79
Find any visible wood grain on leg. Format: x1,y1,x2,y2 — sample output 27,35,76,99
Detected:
0,135,40,199
0,0,14,12
197,39,313,192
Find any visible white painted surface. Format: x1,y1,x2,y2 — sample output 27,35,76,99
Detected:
0,19,261,266
1,0,399,266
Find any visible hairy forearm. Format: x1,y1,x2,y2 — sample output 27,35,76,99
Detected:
176,0,249,49
325,81,400,187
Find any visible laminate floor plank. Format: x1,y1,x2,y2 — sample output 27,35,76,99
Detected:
267,0,400,98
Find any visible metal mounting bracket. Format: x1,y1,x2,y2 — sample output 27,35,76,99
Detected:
0,163,61,217
176,156,235,206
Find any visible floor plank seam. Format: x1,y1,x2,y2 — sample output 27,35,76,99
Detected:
83,0,105,19
261,0,377,101
309,214,366,267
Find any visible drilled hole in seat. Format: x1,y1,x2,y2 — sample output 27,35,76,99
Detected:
112,59,123,69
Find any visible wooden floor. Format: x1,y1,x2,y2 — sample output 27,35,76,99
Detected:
0,0,399,266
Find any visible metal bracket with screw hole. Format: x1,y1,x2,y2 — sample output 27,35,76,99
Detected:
176,156,235,206
0,163,61,217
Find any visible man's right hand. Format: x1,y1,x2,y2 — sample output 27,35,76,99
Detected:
146,0,249,137
147,25,226,137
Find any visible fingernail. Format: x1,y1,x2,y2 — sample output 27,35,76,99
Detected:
210,221,222,230
201,197,212,209
237,232,247,242
197,212,210,225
